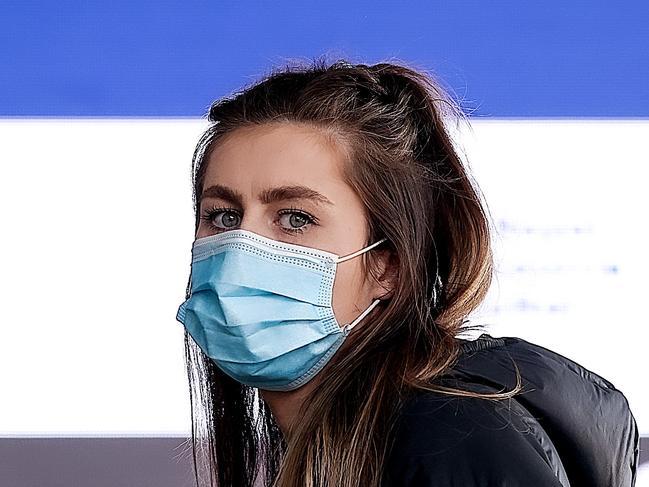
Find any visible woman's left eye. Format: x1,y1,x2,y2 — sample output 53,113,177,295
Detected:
277,209,317,234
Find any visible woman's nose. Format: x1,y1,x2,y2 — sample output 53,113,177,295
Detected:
237,210,274,241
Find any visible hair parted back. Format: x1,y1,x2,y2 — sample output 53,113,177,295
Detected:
181,55,522,487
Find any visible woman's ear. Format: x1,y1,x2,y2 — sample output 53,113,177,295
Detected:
371,249,398,300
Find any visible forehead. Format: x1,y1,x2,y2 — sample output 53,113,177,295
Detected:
204,122,348,186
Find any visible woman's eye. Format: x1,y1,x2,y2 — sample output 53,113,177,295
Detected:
277,208,318,235
200,207,240,230
278,211,311,233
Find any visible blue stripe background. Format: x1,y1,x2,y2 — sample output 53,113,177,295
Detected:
2,1,648,118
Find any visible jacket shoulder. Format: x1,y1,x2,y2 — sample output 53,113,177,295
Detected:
382,386,569,487
452,334,640,486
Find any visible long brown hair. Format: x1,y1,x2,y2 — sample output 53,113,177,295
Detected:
180,57,522,487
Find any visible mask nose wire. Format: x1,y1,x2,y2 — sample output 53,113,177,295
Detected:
334,237,388,263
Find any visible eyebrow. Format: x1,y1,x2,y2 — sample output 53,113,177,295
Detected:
200,184,334,206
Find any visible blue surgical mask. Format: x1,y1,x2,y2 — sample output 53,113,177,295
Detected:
176,229,387,391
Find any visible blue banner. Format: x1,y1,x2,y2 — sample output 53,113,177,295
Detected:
1,1,648,117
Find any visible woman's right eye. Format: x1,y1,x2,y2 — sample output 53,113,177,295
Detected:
200,206,241,231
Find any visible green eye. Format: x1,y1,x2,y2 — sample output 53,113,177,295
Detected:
200,206,240,231
277,208,317,235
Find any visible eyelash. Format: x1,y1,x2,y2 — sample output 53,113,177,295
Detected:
199,205,319,235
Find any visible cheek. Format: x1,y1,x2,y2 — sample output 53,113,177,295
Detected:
331,258,366,324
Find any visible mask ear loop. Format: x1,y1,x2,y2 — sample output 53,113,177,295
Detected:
343,298,382,334
334,237,389,334
334,237,388,263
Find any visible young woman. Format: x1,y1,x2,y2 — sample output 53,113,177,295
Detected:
176,59,639,487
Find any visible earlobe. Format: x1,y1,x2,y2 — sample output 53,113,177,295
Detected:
377,274,396,299
374,251,398,300
377,287,394,300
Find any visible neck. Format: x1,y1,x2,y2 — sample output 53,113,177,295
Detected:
259,378,320,437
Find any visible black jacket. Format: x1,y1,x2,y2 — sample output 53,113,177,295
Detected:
382,334,640,486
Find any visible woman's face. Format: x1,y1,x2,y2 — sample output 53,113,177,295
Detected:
197,122,392,330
